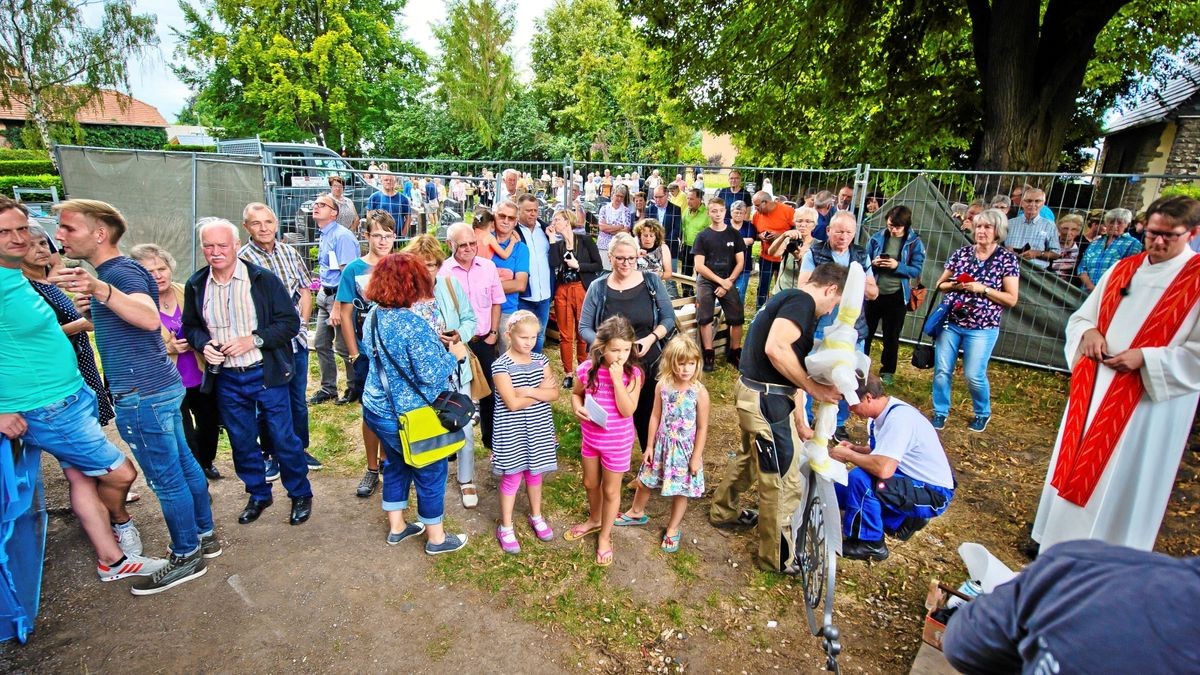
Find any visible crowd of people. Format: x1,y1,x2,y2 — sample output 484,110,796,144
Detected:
1,162,1198,674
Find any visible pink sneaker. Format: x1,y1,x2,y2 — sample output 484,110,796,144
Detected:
496,525,521,554
528,515,554,542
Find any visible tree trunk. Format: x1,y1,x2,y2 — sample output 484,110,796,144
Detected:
27,90,58,172
971,0,1131,172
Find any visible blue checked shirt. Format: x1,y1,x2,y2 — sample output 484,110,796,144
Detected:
1006,215,1060,269
239,239,313,348
1077,234,1143,288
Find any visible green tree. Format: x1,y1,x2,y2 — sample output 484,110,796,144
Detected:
432,0,517,149
174,0,426,151
0,0,158,167
531,0,696,162
376,87,557,160
624,0,1200,171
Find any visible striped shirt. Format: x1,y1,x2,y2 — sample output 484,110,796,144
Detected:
93,257,180,396
239,239,311,347
577,359,641,455
202,260,262,368
491,353,558,476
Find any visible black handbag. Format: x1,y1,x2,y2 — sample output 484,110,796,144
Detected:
910,287,940,370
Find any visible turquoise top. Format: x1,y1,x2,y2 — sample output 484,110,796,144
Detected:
0,266,84,412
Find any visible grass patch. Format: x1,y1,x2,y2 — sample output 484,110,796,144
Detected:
666,549,700,582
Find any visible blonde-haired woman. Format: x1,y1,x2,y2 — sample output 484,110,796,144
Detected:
402,234,480,508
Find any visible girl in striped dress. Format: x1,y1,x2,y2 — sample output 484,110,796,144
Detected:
565,316,643,567
491,311,560,554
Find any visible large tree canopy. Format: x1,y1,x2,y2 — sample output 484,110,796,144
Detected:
0,0,157,165
531,0,699,162
623,0,1200,171
432,0,516,150
174,0,426,151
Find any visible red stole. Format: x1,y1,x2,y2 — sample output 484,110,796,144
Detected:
1051,252,1200,506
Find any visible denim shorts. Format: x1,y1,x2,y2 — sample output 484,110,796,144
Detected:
21,385,126,476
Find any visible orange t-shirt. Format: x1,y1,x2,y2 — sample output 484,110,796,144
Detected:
753,203,796,263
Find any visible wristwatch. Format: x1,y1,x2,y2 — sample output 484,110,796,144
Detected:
488,330,498,337
252,333,264,349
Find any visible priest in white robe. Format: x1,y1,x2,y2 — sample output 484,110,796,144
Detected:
1032,195,1200,552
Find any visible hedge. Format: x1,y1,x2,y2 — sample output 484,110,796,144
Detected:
0,160,56,177
0,174,63,198
1160,184,1200,201
163,144,219,153
0,149,49,161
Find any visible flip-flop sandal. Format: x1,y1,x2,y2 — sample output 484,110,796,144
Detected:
125,492,141,504
661,529,682,553
595,547,614,567
613,512,649,527
564,523,601,541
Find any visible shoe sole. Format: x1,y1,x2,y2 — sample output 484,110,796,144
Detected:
99,563,166,582
969,420,990,432
202,547,223,559
130,564,208,596
265,475,280,483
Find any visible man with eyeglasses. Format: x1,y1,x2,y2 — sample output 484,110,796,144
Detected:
1031,194,1200,555
439,222,506,490
751,190,796,309
310,193,361,405
491,201,530,351
1007,187,1059,269
239,203,322,478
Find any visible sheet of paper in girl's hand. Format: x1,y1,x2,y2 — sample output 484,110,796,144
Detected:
584,394,608,428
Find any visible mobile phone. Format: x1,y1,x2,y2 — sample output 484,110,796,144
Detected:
955,273,975,283
878,253,892,260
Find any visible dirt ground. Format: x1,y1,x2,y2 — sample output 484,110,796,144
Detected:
2,347,1197,674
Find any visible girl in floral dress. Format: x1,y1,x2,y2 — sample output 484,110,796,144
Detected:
613,336,710,553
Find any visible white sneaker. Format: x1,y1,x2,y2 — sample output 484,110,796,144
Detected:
460,483,478,509
98,553,168,582
113,520,143,556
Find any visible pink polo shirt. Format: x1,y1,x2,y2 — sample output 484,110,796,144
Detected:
438,256,506,337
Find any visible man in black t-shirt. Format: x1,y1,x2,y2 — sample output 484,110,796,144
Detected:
693,197,747,371
710,262,848,574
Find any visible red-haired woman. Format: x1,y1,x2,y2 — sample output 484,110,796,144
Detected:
362,253,471,554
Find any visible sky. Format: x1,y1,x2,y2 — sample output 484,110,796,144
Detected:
121,0,552,125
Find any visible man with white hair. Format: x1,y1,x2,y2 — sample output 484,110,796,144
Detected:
183,219,314,529
51,198,218,595
498,168,520,204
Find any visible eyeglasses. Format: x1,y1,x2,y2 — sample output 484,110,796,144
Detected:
454,241,478,249
368,232,395,240
313,202,335,210
612,255,637,264
1144,229,1186,242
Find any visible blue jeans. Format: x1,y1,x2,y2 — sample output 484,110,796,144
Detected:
835,468,953,541
518,297,552,353
21,385,126,476
756,259,779,310
363,406,448,525
260,345,310,458
735,266,752,307
932,324,1000,418
112,384,214,556
216,366,311,501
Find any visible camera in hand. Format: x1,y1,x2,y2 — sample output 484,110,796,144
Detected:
206,343,224,376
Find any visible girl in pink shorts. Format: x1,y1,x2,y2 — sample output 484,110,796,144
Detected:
565,316,643,567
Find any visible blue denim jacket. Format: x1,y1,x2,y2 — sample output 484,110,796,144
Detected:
362,307,457,418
